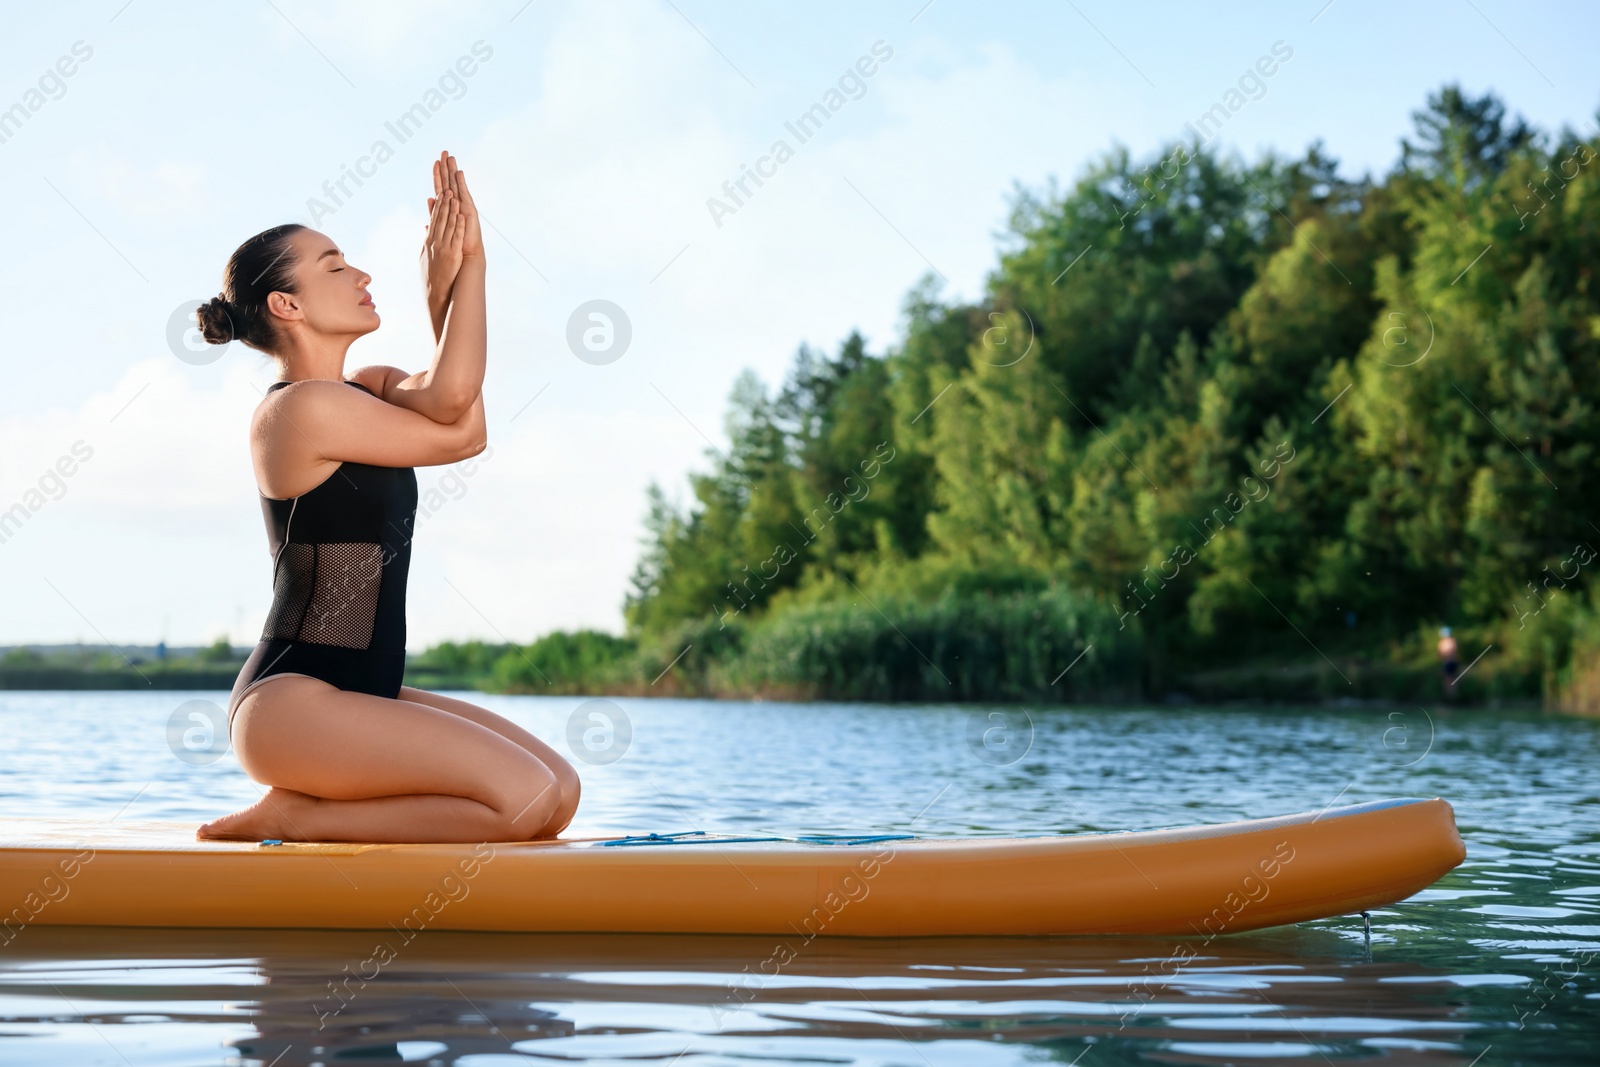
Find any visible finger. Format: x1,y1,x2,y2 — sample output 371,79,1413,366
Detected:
456,169,477,211
447,190,463,242
437,188,458,242
426,188,451,244
426,189,446,236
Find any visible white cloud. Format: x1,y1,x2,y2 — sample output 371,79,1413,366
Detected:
258,0,500,68
412,404,702,640
58,145,218,223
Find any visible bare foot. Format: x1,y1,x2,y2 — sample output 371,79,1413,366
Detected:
196,787,316,841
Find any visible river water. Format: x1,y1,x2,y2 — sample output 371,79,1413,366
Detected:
0,692,1595,1065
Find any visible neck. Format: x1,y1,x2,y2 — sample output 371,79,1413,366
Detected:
276,330,357,381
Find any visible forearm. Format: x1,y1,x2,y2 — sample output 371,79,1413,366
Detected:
423,265,469,344
397,258,486,422
427,288,449,344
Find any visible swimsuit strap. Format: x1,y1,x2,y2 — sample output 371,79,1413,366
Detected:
267,379,369,392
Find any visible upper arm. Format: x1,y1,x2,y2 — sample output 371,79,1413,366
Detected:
348,363,473,423
262,380,484,470
346,364,409,402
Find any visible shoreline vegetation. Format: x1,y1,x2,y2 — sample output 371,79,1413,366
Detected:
0,618,1553,711
8,84,1600,715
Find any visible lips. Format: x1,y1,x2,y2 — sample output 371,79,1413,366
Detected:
359,294,375,307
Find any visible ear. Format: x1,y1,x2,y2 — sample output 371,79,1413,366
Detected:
264,291,303,324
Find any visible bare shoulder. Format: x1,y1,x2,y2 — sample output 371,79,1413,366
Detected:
251,378,366,440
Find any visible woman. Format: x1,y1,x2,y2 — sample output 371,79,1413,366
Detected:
196,151,579,844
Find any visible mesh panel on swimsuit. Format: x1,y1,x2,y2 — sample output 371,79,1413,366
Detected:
262,541,386,650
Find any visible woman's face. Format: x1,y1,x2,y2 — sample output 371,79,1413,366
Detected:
270,228,379,340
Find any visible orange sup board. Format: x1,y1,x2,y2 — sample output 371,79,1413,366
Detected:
0,797,1465,937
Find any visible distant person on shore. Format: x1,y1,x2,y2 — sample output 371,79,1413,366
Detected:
1437,626,1459,696
193,151,579,845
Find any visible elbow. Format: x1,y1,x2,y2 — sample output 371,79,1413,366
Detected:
458,433,489,461
437,390,477,423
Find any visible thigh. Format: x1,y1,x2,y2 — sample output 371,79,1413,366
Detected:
397,686,579,781
231,675,555,807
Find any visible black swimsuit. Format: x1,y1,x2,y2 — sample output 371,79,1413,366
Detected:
227,380,419,735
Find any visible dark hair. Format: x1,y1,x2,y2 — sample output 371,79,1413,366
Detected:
195,223,306,352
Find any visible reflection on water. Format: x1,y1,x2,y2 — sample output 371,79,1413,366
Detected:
0,925,1532,1066
0,693,1596,1064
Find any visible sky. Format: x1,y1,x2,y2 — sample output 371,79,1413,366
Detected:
1,0,1597,652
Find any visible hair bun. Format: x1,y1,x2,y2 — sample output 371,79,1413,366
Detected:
210,223,304,355
195,295,239,345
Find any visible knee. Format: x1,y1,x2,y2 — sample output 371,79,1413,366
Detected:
493,766,562,841
546,767,581,835
528,762,581,838
554,761,582,810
